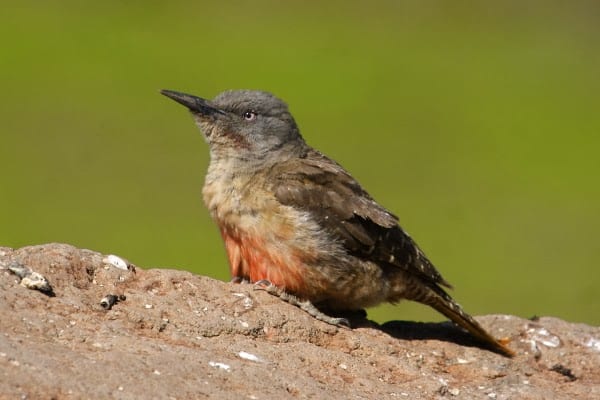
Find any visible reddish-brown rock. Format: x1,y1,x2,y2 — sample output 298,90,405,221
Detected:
1,244,598,399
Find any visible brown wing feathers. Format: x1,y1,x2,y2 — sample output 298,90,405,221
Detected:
271,150,451,289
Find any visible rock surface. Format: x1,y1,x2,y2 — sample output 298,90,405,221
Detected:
0,243,598,399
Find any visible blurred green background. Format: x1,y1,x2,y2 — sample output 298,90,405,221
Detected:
1,1,598,326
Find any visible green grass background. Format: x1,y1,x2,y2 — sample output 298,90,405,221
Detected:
1,1,598,325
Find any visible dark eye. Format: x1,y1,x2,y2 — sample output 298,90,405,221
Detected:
243,110,257,121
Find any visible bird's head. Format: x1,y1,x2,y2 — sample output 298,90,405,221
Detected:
161,89,306,163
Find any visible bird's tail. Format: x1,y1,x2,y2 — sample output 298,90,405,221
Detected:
412,284,515,357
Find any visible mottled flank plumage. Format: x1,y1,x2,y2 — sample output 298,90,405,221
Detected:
161,88,515,357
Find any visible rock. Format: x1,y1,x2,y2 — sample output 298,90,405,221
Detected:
0,243,598,399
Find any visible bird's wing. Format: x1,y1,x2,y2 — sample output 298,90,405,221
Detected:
270,149,451,288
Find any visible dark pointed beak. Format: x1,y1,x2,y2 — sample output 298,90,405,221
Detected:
160,89,226,116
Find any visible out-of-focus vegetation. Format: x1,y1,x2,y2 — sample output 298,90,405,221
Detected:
1,1,598,325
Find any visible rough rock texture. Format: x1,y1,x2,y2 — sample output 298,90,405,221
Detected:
0,243,598,399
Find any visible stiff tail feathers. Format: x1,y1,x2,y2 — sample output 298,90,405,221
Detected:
421,286,515,357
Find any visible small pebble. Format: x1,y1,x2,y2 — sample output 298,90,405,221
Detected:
102,254,129,271
238,351,261,362
208,361,231,371
100,294,126,310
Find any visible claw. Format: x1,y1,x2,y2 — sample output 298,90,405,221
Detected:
231,276,250,284
253,279,278,293
253,279,272,287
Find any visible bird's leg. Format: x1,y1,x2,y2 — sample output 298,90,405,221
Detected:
253,279,350,328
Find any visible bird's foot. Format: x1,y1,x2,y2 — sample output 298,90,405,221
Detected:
230,276,251,284
253,279,350,328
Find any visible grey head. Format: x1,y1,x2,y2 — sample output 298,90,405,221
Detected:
161,89,307,163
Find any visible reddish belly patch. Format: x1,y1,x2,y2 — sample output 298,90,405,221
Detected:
220,227,306,293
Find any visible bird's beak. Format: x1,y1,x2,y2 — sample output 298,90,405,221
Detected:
160,89,226,116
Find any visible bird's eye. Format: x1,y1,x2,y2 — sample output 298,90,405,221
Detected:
243,110,257,121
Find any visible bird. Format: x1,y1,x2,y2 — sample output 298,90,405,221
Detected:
160,88,514,357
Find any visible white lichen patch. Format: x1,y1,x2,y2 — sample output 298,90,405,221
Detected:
208,361,231,371
584,337,600,352
526,326,561,348
232,292,254,309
